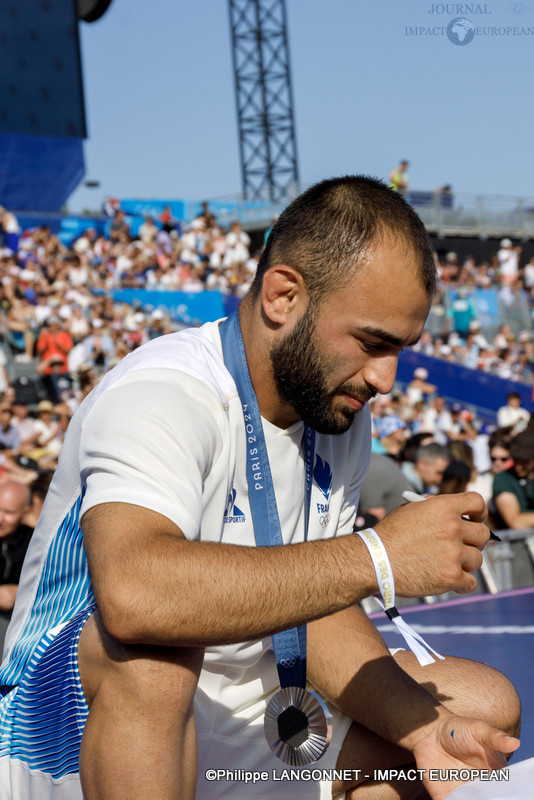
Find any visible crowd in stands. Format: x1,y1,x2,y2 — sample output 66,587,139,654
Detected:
0,199,534,624
359,385,534,536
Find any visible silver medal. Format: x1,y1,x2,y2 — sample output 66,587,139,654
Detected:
264,686,332,765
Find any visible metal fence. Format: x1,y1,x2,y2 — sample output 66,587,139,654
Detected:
14,189,534,239
209,189,534,238
409,191,534,240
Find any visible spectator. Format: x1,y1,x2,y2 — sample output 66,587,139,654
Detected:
82,318,116,374
448,403,478,442
0,481,32,648
401,442,451,495
488,432,514,475
67,304,91,342
405,367,436,406
497,391,530,435
29,400,67,467
108,209,130,243
492,429,534,530
446,286,478,340
358,453,413,520
35,315,74,375
146,309,168,340
225,220,251,266
66,253,90,289
421,395,454,445
138,216,159,245
497,238,520,287
10,398,39,454
524,255,534,290
0,404,20,456
6,296,39,363
75,363,98,404
398,432,435,464
0,206,21,253
449,439,492,502
389,159,409,195
493,323,514,352
159,205,178,234
375,415,407,459
439,460,471,495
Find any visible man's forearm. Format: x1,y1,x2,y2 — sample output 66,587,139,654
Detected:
83,493,489,649
306,606,450,752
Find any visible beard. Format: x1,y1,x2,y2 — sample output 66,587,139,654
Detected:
270,307,375,435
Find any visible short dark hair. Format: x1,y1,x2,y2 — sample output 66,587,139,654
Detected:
416,443,450,464
250,175,436,305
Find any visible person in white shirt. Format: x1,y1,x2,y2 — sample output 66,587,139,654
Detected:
0,177,519,800
225,220,251,265
497,238,519,287
497,391,530,435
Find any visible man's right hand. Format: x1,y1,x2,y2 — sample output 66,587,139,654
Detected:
372,492,488,597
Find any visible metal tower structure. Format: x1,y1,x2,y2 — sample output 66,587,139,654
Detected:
228,0,300,203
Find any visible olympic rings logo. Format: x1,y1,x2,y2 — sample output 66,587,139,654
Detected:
279,657,297,668
319,514,330,528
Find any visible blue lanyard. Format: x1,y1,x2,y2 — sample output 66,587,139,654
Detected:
219,311,315,689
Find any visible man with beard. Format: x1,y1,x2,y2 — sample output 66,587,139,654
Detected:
0,177,520,800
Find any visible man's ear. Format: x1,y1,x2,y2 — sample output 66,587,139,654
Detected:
261,265,308,325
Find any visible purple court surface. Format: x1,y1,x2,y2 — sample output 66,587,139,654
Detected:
370,588,534,763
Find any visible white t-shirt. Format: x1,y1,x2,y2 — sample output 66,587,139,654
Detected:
496,404,530,433
497,247,518,278
1,321,370,682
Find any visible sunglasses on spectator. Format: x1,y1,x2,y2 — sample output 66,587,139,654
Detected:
490,455,509,462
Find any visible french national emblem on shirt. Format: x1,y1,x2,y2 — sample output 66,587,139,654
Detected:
224,487,246,524
314,455,332,529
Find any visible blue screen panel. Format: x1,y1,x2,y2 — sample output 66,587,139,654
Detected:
0,0,86,139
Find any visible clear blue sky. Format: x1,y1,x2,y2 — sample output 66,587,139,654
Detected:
68,0,534,213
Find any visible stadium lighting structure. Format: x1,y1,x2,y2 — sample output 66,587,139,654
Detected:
228,0,300,203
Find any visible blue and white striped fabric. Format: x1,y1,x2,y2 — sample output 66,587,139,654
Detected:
1,494,92,691
0,606,92,796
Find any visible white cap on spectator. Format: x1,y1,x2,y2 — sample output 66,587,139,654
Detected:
73,237,90,252
413,367,428,380
500,238,512,247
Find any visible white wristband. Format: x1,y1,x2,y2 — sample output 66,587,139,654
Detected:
356,528,444,667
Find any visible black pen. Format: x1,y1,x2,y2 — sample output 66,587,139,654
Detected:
401,490,502,542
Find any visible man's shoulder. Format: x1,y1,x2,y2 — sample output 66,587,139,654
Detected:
91,321,235,407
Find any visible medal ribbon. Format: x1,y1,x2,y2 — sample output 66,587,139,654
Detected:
219,311,315,690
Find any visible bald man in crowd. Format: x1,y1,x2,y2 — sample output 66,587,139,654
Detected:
0,481,32,649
